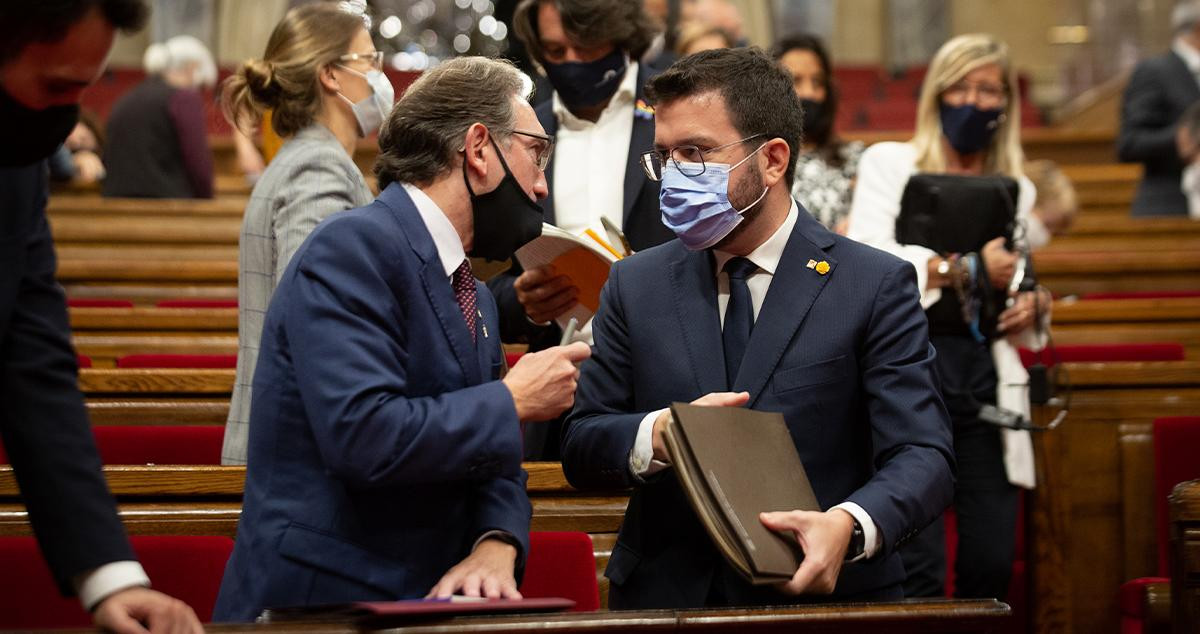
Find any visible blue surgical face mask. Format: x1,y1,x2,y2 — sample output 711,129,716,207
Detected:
939,102,1003,155
336,65,395,136
659,144,769,250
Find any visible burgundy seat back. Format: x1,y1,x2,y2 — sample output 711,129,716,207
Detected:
1018,343,1185,367
519,531,599,611
0,535,233,628
92,425,225,465
1153,417,1200,575
115,354,237,369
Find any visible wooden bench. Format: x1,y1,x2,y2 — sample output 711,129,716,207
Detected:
1033,250,1200,297
1171,479,1200,631
1049,297,1200,360
51,174,253,198
1030,361,1200,634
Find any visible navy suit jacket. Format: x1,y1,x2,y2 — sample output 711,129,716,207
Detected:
562,209,955,608
0,164,134,595
488,62,674,349
1118,50,1200,216
213,183,530,621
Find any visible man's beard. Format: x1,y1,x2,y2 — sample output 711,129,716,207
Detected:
713,160,766,251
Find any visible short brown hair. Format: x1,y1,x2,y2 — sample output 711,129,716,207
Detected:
220,3,363,137
513,0,659,65
374,57,531,189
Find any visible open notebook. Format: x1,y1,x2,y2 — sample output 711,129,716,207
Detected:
514,223,628,329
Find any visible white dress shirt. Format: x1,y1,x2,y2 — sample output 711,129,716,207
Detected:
550,61,638,239
629,200,882,560
74,561,151,611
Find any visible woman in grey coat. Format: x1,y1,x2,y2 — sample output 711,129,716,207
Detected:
218,3,393,464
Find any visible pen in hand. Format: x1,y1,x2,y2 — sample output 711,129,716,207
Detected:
559,316,579,346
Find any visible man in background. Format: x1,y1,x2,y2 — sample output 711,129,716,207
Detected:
0,1,206,631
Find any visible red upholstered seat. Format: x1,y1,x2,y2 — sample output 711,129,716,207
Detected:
92,425,224,465
156,299,238,308
505,352,524,369
1118,416,1200,633
1018,343,1185,367
77,354,93,368
66,298,134,308
1080,290,1200,300
0,535,233,628
519,531,599,612
116,354,237,369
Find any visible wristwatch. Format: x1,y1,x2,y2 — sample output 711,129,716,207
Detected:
845,518,865,561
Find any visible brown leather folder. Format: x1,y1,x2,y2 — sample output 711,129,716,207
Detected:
664,402,821,584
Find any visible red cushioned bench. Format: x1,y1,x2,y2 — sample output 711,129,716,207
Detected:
116,354,237,369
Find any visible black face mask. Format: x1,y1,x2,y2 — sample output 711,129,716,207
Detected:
939,102,1004,155
463,137,545,262
542,49,627,109
0,86,79,168
799,98,824,140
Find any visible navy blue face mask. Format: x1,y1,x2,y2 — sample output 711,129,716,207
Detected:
939,103,1004,155
543,48,627,109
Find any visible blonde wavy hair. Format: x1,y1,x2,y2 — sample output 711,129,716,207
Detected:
911,33,1024,178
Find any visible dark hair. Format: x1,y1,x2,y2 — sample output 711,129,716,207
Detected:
0,0,148,64
647,47,804,187
773,33,847,167
513,0,659,64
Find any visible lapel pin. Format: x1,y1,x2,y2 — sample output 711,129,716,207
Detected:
806,259,817,269
815,261,831,275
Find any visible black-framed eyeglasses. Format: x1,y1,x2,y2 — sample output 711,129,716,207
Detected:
503,128,556,171
338,51,385,70
640,134,765,182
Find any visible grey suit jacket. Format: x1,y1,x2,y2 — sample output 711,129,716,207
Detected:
221,124,373,464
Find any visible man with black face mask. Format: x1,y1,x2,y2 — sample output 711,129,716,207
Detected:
503,0,674,459
0,1,204,632
212,56,591,621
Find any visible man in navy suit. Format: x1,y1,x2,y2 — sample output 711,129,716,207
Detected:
498,0,675,459
213,57,590,621
561,48,955,608
1118,1,1200,216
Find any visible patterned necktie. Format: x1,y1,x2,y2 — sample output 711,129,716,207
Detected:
452,259,478,342
722,257,757,389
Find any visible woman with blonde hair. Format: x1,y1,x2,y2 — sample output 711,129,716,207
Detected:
219,2,392,465
847,33,1041,601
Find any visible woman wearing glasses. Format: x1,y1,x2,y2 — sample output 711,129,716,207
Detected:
847,34,1040,602
219,3,389,465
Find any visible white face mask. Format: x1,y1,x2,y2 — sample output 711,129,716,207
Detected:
1024,214,1051,250
335,65,395,137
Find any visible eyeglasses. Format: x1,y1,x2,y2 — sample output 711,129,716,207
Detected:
339,50,385,70
640,134,765,182
503,128,556,171
942,80,1008,108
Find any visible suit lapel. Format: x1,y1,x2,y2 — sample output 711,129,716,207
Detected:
669,248,727,396
622,65,655,226
735,215,836,407
381,184,482,386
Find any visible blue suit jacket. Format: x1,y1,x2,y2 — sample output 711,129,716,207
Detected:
562,209,955,608
213,184,530,621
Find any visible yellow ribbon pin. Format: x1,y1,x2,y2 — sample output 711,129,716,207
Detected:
815,261,831,275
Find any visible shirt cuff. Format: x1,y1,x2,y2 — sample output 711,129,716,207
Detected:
74,560,151,611
629,408,671,481
473,530,520,553
831,502,881,562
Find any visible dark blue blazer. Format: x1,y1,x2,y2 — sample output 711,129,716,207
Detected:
213,183,530,622
562,209,955,608
0,164,134,595
1118,50,1200,216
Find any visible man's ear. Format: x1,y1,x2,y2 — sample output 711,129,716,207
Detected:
761,137,791,187
317,64,341,95
461,122,491,184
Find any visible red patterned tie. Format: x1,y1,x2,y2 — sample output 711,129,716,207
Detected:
452,259,478,342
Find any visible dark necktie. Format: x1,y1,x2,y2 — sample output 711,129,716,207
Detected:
452,259,478,342
722,257,757,389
